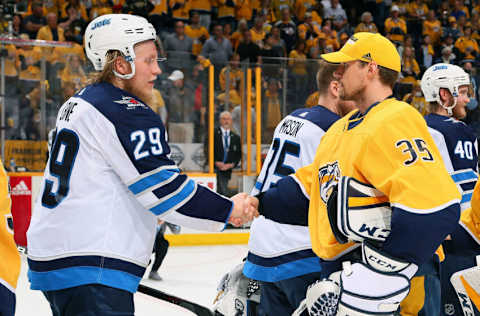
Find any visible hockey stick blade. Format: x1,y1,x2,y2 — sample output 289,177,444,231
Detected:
138,284,214,316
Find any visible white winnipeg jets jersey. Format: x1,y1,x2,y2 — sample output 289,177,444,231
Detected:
27,83,233,293
243,106,340,282
426,114,478,211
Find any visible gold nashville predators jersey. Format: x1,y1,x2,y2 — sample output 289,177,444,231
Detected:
0,162,20,295
294,97,461,262
459,180,480,241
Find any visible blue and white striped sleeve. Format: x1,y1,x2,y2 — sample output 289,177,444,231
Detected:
93,101,232,231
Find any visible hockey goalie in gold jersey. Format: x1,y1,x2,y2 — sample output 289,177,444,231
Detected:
0,160,20,316
256,32,461,316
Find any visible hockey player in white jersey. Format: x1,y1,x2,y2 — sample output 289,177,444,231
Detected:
26,14,257,315
400,63,479,316
240,62,355,316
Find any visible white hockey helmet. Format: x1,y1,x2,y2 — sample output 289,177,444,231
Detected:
420,63,470,116
84,14,157,79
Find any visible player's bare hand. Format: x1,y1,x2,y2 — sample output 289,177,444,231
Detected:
228,193,259,226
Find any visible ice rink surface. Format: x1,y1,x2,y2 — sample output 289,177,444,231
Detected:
16,244,248,315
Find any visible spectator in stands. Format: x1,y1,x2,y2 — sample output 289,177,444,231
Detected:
89,0,113,19
385,5,407,45
230,19,248,50
400,46,420,84
11,14,24,37
423,9,442,45
219,53,242,92
59,55,87,91
288,40,308,109
149,0,169,35
262,78,283,142
420,34,434,70
217,0,236,32
223,22,233,42
393,0,409,17
250,16,266,49
235,0,254,25
436,46,456,64
402,80,429,116
151,88,168,125
189,0,212,31
324,0,348,32
298,12,323,42
271,0,292,21
186,12,210,57
200,24,233,74
269,25,287,57
17,36,42,85
214,111,241,197
451,0,468,20
322,20,340,50
397,34,415,62
455,25,479,60
354,11,378,33
294,0,316,23
170,0,191,24
166,70,195,143
437,0,451,20
443,16,461,40
58,4,87,41
164,21,194,72
274,7,297,53
237,29,261,64
60,0,89,21
37,13,65,56
407,0,428,22
260,33,283,77
23,2,46,39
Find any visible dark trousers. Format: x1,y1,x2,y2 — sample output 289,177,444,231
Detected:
216,171,231,197
152,230,169,272
43,284,134,316
260,272,323,316
0,284,15,316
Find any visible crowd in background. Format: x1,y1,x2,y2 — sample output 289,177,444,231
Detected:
1,0,480,151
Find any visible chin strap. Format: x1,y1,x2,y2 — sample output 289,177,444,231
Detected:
439,96,457,116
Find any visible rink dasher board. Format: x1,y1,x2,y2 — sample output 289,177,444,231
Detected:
8,172,249,247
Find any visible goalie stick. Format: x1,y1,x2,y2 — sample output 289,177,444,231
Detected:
138,284,214,316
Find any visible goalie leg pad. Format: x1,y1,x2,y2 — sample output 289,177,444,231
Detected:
327,176,392,244
299,243,418,316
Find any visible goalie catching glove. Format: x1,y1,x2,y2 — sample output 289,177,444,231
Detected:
327,176,391,244
293,242,418,316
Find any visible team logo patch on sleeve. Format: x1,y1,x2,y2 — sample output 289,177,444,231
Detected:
319,161,341,203
114,96,148,110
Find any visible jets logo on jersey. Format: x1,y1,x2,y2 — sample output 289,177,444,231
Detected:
114,96,147,110
319,161,341,203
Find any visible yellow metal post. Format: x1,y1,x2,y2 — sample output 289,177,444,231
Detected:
255,67,262,175
208,65,214,174
246,68,252,175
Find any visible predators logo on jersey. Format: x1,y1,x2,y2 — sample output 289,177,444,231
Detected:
319,161,341,204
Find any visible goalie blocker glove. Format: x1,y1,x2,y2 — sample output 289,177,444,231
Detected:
327,176,391,244
294,242,418,316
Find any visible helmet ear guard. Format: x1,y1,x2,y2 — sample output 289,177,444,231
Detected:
420,63,471,116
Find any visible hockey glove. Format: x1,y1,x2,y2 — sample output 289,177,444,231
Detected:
327,176,391,244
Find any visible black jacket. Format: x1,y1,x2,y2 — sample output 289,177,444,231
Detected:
213,127,241,172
